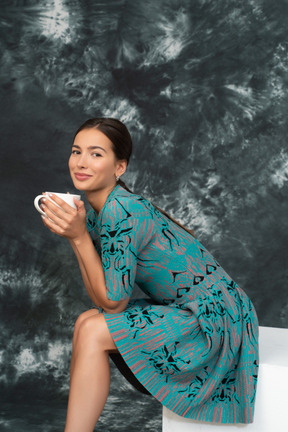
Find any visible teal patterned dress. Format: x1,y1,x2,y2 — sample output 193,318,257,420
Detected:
87,185,258,424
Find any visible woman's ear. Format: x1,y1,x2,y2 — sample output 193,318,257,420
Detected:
116,159,128,178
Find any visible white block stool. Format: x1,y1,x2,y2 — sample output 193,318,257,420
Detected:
163,326,288,431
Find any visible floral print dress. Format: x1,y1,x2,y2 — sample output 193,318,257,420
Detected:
87,185,258,424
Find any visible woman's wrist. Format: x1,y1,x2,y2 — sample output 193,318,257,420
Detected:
70,229,90,246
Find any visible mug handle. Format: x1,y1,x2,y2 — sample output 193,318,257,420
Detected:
34,195,46,216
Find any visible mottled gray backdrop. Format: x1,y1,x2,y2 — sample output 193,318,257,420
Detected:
0,0,287,430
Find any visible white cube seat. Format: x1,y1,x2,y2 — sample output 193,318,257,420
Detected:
163,326,288,432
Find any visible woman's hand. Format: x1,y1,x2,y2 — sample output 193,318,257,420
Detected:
41,193,87,241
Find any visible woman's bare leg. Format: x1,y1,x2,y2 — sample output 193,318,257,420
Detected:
69,309,100,379
64,310,118,432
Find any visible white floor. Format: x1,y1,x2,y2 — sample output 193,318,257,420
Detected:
163,326,288,432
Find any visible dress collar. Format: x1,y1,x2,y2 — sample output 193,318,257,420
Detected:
98,184,123,215
89,184,126,228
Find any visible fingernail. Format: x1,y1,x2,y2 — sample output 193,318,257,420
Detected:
41,215,46,219
41,198,46,202
48,193,53,197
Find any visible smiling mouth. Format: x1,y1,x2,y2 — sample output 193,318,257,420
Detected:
74,173,93,181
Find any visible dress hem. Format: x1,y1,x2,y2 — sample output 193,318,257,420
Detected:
104,311,255,425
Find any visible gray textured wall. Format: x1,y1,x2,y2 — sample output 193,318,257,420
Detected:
0,0,288,430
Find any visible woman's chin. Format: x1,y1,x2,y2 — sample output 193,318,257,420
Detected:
71,181,87,192
75,185,89,192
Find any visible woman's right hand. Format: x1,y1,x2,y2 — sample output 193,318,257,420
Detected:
40,193,88,241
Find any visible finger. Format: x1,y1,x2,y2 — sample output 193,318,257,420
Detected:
41,206,57,225
43,196,75,220
41,206,70,232
41,199,64,219
41,214,65,236
74,199,85,211
47,193,76,214
41,213,55,229
42,203,70,228
40,203,66,235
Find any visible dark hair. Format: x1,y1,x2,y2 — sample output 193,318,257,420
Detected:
75,117,194,237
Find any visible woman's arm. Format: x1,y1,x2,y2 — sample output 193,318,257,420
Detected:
70,233,129,313
41,194,129,313
68,238,95,302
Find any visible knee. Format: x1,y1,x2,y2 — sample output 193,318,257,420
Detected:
74,311,89,336
73,309,99,336
74,314,103,352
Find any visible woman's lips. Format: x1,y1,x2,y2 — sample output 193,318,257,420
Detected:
74,173,92,181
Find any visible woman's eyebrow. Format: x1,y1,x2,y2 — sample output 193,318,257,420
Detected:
88,146,107,153
72,144,107,153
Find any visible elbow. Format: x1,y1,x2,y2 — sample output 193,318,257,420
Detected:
102,297,130,314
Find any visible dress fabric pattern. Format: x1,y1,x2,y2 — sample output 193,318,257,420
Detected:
87,185,259,424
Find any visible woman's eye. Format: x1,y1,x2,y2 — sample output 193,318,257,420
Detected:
92,153,102,157
71,150,80,155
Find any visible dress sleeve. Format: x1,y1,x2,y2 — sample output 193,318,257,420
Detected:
99,198,155,301
86,209,101,255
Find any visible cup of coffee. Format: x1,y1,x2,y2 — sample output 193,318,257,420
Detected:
34,192,81,216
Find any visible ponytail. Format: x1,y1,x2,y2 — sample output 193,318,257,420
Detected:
152,203,195,237
117,180,195,237
117,178,134,193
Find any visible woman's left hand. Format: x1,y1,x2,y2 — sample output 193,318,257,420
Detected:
41,193,87,241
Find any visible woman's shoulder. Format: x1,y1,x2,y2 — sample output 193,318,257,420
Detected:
103,186,156,221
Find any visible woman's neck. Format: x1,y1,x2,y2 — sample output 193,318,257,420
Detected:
85,184,117,215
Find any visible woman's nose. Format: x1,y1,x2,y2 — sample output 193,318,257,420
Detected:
77,153,88,168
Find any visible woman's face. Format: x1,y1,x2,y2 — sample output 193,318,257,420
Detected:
69,128,126,192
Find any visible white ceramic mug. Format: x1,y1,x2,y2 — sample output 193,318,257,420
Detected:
34,192,81,216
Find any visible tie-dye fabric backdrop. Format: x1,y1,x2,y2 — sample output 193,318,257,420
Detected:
1,0,288,430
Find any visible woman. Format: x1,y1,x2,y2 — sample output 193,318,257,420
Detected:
40,118,258,431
